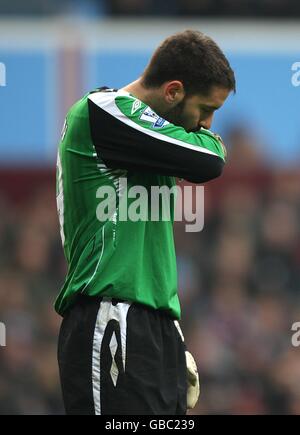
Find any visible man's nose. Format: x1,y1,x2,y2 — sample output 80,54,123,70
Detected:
200,114,213,130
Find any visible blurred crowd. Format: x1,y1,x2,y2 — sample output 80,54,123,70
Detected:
1,0,300,17
0,127,300,414
0,179,64,414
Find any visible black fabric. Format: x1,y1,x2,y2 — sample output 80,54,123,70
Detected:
57,295,100,415
58,296,187,415
88,98,224,184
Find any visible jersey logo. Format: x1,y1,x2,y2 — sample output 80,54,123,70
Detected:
153,117,169,129
140,106,158,123
140,106,169,128
131,99,142,115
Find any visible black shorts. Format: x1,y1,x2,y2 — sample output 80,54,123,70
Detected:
58,295,187,415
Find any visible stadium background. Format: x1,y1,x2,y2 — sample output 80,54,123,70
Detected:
0,0,300,415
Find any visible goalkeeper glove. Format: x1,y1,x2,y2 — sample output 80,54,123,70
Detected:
174,321,200,409
185,350,200,409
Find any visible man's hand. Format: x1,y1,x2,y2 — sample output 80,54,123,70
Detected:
186,350,200,409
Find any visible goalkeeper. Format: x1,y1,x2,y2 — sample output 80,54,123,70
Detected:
56,30,235,415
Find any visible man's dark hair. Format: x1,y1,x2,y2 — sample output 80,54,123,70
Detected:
142,30,236,96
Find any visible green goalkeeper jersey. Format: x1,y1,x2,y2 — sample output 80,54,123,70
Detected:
55,88,226,319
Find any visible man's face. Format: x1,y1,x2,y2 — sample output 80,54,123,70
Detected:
163,86,230,132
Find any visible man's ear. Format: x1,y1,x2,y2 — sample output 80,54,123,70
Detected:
164,81,185,105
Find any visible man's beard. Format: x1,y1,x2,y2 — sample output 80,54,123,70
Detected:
160,97,199,133
163,99,186,126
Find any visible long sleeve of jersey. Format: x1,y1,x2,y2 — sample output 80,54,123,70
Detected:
88,89,226,183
